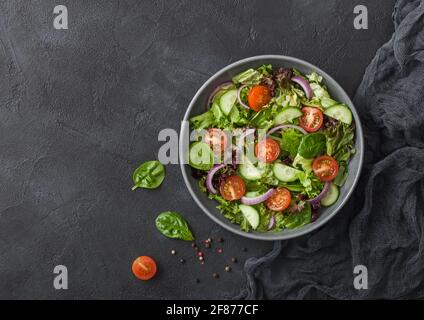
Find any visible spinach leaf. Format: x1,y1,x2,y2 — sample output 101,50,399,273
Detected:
281,128,303,157
132,161,165,190
155,211,195,241
298,133,326,158
282,202,312,229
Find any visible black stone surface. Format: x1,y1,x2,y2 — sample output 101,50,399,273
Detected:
0,0,395,299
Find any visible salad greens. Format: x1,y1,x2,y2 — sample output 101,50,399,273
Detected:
155,211,195,241
298,133,326,159
132,160,165,190
188,64,356,233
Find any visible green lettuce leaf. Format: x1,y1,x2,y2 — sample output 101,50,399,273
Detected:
190,110,216,129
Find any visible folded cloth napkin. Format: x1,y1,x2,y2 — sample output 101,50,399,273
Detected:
235,0,424,299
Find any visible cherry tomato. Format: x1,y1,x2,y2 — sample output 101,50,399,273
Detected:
132,256,157,281
247,85,272,112
255,138,280,163
219,176,246,201
266,188,292,212
204,128,228,154
299,107,323,132
312,155,339,181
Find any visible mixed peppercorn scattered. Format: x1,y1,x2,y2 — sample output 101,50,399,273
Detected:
169,236,247,281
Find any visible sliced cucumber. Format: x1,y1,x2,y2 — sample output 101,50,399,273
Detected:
273,163,301,182
189,142,214,171
219,89,238,115
245,191,261,198
324,104,353,125
238,161,266,181
321,183,339,207
239,205,260,230
211,102,224,120
274,107,303,124
212,87,229,104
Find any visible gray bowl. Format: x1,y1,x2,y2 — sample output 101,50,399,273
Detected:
179,55,364,241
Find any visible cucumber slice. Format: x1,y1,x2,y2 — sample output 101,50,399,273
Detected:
324,105,353,124
274,107,303,124
189,142,214,171
219,89,238,115
239,205,260,230
211,87,229,104
238,162,266,181
245,191,261,198
273,163,301,182
211,102,224,120
321,183,339,206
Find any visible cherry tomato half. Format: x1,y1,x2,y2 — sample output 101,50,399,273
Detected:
299,107,323,133
132,256,157,281
255,138,280,163
312,155,339,182
220,176,246,201
247,85,272,112
266,188,292,212
204,128,228,155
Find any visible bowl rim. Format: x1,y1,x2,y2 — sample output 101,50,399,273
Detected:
179,54,364,241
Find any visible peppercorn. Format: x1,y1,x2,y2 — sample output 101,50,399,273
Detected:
231,257,238,263
225,266,231,272
180,258,185,264
171,250,176,255
199,256,204,261
213,272,219,279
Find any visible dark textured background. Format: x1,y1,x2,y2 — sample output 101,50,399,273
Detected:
0,0,395,299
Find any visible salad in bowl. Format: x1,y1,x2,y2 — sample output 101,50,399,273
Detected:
186,63,357,234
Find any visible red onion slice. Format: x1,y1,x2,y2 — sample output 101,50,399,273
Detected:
237,85,251,110
207,82,233,108
306,181,332,206
291,76,313,99
206,164,226,194
268,215,276,230
241,188,276,205
267,124,307,136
